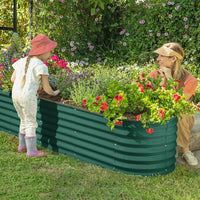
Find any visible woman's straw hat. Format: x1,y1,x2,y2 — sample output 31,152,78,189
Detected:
29,34,57,56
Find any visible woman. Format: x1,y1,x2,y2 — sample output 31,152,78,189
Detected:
149,42,198,166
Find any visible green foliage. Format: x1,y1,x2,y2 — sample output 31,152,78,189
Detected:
84,67,199,131
0,0,30,48
0,32,24,92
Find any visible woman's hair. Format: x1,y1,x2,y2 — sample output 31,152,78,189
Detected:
163,42,185,81
20,55,32,88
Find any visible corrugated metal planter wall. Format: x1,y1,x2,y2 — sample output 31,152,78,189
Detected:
0,89,178,176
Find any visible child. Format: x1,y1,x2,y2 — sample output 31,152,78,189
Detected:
11,34,60,157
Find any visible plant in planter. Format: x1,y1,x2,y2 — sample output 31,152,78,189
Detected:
83,69,200,132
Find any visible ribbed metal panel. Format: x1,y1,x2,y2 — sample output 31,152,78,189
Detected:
0,89,178,176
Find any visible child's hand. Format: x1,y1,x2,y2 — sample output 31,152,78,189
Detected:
53,90,60,96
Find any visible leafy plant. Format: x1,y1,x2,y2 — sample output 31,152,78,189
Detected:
0,32,23,92
84,70,200,132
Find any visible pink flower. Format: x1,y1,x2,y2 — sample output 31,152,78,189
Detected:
175,5,180,10
116,102,121,106
169,14,172,18
183,17,188,21
139,20,145,24
183,35,186,38
59,0,64,3
95,18,98,22
123,42,127,46
12,58,19,63
44,61,49,67
185,25,189,29
149,33,153,36
157,33,161,37
164,32,168,36
51,55,59,62
58,60,68,68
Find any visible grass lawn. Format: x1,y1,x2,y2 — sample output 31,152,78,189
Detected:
0,131,200,200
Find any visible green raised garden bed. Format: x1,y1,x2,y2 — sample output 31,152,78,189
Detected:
0,89,178,176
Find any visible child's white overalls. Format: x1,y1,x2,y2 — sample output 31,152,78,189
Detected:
12,57,49,137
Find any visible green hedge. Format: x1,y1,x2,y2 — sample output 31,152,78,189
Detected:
1,0,200,72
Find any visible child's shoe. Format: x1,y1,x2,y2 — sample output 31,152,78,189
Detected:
18,145,27,153
27,150,45,157
25,136,46,158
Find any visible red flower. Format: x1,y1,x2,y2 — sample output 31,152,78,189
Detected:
173,94,181,102
145,84,154,91
157,109,165,118
162,85,167,89
100,105,109,111
115,121,123,125
197,102,200,107
198,107,200,112
136,114,141,121
93,102,98,106
141,73,145,78
116,102,121,106
157,71,161,75
136,77,140,82
82,99,87,106
115,95,123,101
138,84,144,92
146,128,154,134
101,102,108,106
95,96,101,101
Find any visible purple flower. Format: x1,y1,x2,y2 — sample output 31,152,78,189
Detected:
162,3,166,7
190,57,194,61
184,17,188,21
175,5,180,10
123,42,127,46
157,33,161,37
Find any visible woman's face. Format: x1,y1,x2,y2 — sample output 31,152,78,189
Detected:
156,54,175,69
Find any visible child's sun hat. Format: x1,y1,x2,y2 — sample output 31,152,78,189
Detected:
29,34,57,56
